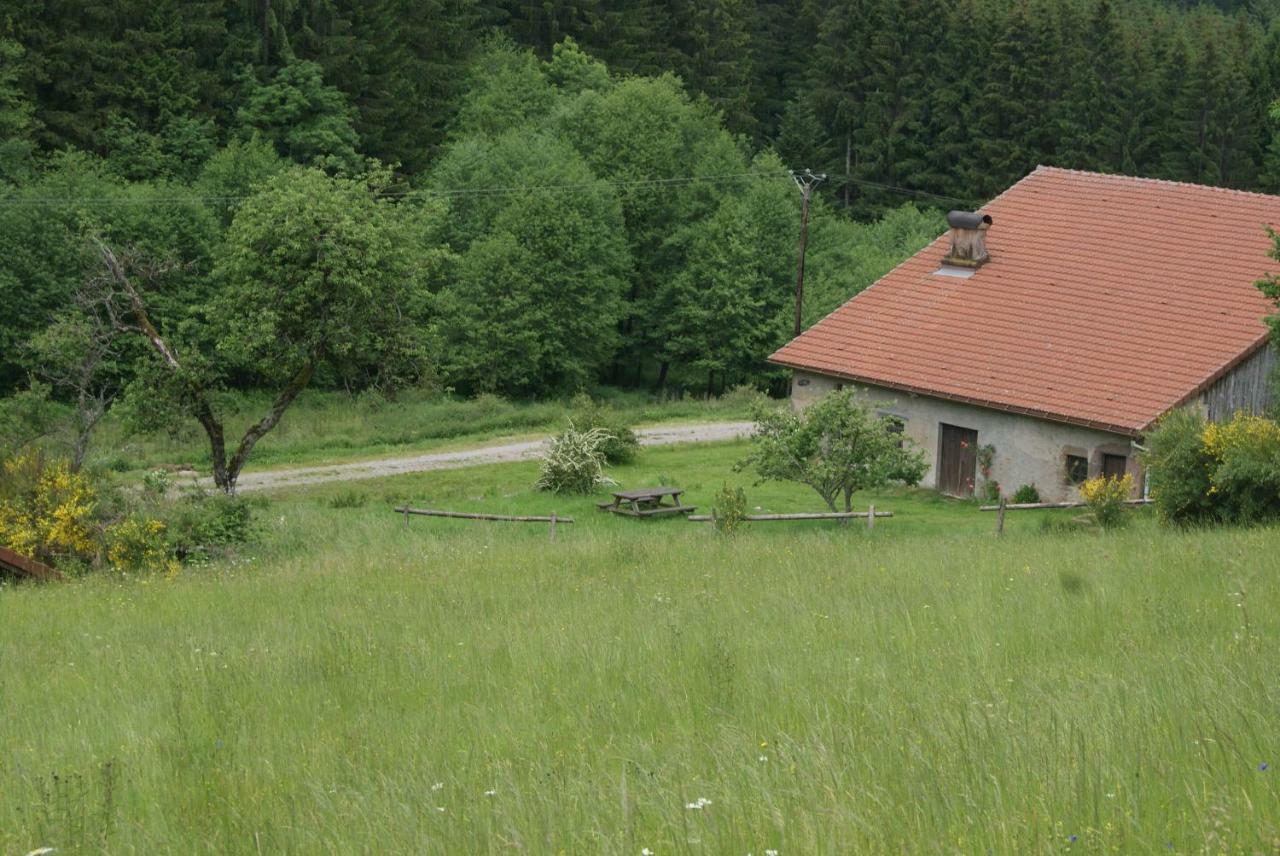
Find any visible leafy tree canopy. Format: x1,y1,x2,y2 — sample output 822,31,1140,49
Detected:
740,389,928,513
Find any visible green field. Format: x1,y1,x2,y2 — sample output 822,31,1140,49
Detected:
3,441,1279,853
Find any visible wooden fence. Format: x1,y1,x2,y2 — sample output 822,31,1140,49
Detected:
688,505,892,530
980,497,1152,535
394,506,574,540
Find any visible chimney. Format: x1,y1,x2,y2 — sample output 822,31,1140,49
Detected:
942,210,992,268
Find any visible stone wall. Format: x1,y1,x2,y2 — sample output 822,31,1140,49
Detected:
791,371,1141,502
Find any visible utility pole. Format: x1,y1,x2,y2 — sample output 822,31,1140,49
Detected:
791,169,826,338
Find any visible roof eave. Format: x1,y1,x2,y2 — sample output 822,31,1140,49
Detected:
769,356,1145,438
1137,333,1274,432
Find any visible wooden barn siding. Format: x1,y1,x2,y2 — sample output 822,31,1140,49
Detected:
1200,345,1276,421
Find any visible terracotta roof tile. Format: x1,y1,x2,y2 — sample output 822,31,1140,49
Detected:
769,167,1278,435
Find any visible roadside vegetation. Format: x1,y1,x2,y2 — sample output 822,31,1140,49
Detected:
79,386,758,475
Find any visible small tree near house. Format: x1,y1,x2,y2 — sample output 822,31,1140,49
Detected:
739,389,927,515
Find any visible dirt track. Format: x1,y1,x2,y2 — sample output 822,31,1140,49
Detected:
220,421,755,493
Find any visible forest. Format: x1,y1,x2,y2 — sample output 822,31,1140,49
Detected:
2,0,1279,408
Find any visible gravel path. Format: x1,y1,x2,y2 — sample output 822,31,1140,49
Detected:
221,421,755,493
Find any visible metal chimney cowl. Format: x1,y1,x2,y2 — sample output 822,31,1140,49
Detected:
942,210,992,268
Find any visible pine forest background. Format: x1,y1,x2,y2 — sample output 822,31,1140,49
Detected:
2,0,1279,401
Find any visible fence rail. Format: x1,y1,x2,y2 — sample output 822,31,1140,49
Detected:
688,505,891,529
978,499,1152,512
394,506,573,540
980,497,1152,536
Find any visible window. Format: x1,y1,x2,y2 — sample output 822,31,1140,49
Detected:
1065,454,1088,485
1101,453,1128,480
835,383,844,391
883,415,905,449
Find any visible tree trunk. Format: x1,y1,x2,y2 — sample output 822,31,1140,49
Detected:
655,360,669,392
95,239,234,494
225,362,316,492
70,404,104,473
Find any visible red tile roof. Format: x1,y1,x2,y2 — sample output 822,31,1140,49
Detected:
770,167,1279,435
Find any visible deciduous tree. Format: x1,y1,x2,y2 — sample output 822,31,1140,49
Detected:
97,166,444,492
739,389,927,514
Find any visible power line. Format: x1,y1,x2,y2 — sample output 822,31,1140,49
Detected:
0,170,981,209
0,171,788,208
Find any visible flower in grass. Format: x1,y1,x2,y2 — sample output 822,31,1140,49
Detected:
431,782,444,791
484,789,497,796
685,797,713,810
758,755,768,762
1068,835,1078,843
25,849,56,856
641,849,654,855
1260,762,1269,771
766,850,779,856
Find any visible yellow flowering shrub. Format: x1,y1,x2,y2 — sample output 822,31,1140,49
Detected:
106,517,180,577
1079,473,1134,529
1201,411,1280,523
0,450,97,565
1202,413,1280,461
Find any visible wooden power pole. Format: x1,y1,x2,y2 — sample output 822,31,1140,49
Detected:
791,169,826,337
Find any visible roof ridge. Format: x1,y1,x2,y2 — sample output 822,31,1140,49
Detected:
1032,164,1280,204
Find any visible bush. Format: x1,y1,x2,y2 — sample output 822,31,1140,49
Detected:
0,450,97,566
535,424,613,495
1204,414,1280,524
0,450,186,575
1080,474,1133,529
163,492,254,560
1144,408,1280,526
712,484,747,535
568,393,639,464
105,516,179,577
1144,408,1216,525
982,480,1002,503
1012,484,1041,504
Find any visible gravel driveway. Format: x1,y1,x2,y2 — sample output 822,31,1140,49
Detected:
220,421,755,493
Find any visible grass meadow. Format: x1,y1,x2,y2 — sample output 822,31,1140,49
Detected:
3,441,1279,853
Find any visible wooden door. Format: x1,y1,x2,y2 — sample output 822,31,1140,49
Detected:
1101,453,1128,480
938,423,979,497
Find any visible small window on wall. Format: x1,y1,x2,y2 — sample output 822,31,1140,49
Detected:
835,383,844,391
1101,453,1128,480
883,415,906,448
1065,454,1088,485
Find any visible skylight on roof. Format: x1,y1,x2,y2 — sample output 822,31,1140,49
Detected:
933,264,976,279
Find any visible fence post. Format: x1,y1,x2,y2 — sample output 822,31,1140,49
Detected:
867,503,875,531
549,511,558,542
996,496,1006,536
403,505,408,528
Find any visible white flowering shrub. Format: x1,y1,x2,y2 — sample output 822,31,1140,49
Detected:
535,424,615,495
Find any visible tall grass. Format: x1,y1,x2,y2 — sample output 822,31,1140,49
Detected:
3,506,1278,852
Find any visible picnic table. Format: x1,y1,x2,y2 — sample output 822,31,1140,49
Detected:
597,486,696,518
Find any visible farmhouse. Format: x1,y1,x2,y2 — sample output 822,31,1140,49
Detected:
770,167,1278,501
